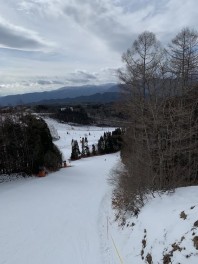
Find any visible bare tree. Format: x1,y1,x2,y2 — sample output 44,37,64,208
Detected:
112,29,198,217
114,32,166,215
168,27,198,91
119,31,164,99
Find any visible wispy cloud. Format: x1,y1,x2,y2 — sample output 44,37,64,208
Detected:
0,16,54,51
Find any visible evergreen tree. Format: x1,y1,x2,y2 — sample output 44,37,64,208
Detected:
86,145,90,157
0,113,62,175
71,140,81,160
98,136,105,154
84,137,90,157
92,144,96,155
97,129,124,155
81,137,85,157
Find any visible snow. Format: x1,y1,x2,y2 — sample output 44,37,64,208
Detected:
0,117,198,264
103,187,198,263
0,118,120,264
47,123,60,140
44,117,116,163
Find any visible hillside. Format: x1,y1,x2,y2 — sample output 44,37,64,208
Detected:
103,185,198,264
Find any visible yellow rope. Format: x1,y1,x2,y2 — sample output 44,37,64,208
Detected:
110,234,124,264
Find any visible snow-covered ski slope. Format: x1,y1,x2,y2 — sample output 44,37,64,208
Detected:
44,117,116,163
1,118,198,264
0,118,120,264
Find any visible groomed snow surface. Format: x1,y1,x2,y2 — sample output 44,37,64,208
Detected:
0,118,198,264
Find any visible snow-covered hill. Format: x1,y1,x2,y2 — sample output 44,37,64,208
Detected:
0,118,197,264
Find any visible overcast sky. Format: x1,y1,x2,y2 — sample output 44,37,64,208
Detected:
0,0,197,96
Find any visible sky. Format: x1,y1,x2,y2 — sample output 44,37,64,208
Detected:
0,0,197,96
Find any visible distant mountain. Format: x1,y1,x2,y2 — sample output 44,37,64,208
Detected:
0,83,119,106
30,92,120,105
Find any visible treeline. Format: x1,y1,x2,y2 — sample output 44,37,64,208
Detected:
112,27,198,215
55,106,92,124
70,128,124,160
0,112,62,175
33,103,125,127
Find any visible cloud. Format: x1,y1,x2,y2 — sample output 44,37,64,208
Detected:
37,80,65,85
63,0,133,52
18,0,65,17
16,0,198,54
0,16,53,51
0,68,118,96
17,0,133,52
73,70,97,80
0,0,198,96
16,0,198,50
65,70,97,84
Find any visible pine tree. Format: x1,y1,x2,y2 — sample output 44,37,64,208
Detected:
98,136,105,154
92,144,96,155
71,140,81,160
81,138,85,157
84,137,90,157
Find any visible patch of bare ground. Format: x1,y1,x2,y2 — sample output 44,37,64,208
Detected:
193,236,198,250
180,211,187,220
141,229,147,260
146,252,153,264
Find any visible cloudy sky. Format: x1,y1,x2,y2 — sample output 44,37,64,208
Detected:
0,0,197,96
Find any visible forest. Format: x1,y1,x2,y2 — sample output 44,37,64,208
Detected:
0,111,62,176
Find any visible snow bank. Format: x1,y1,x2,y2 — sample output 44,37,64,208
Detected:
103,186,198,263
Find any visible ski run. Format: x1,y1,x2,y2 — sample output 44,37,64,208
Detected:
0,118,198,264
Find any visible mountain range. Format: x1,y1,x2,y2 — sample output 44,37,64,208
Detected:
0,83,120,106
